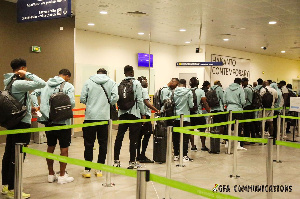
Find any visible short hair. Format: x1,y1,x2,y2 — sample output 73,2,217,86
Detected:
214,80,220,85
124,65,133,74
202,81,210,87
138,76,147,84
287,84,292,89
59,69,71,77
234,78,242,84
97,68,107,74
257,78,263,85
242,77,249,82
267,80,272,84
279,80,286,85
179,79,186,85
172,78,179,82
10,58,26,70
189,77,199,87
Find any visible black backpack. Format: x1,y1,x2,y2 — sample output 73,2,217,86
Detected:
49,82,73,123
287,89,297,107
117,79,135,110
163,91,175,117
250,87,262,108
153,87,164,110
206,87,220,108
0,75,27,129
190,88,198,114
262,88,273,108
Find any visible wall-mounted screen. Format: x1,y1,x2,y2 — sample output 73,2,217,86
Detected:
138,53,153,67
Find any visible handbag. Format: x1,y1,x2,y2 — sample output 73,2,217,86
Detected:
100,84,118,120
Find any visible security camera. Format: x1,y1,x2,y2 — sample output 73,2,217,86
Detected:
261,46,267,50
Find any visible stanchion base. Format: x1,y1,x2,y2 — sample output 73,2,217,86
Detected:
102,183,115,187
176,164,186,167
273,160,282,163
229,175,240,178
225,152,233,155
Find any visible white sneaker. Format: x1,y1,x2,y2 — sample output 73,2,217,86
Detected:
48,173,58,183
183,156,193,162
173,156,179,161
237,146,247,150
57,173,74,184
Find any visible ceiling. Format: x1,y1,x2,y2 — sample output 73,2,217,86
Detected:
7,0,300,60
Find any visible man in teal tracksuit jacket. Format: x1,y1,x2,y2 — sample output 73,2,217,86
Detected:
80,68,118,177
2,58,46,198
31,69,75,184
223,78,246,148
173,79,194,162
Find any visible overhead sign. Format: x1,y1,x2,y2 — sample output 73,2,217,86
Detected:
17,0,71,23
176,62,223,66
210,54,251,89
290,97,300,112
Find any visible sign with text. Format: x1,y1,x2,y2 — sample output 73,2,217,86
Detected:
290,97,300,112
17,0,71,23
210,54,251,89
176,62,223,66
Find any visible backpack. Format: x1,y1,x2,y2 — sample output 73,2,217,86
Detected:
261,88,273,108
190,88,198,114
250,87,262,108
153,87,164,110
163,91,175,117
287,89,297,107
117,79,135,110
0,75,27,129
49,82,73,123
206,87,220,108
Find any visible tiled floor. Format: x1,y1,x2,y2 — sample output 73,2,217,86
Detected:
0,130,299,199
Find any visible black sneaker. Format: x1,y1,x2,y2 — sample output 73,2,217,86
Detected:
191,146,198,151
201,146,209,151
139,156,154,163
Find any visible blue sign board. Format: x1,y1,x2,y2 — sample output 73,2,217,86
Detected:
176,62,223,66
17,0,71,23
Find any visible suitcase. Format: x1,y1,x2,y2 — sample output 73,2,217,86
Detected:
153,120,167,163
209,126,220,154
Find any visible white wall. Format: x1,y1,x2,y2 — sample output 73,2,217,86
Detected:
75,29,206,95
205,45,300,88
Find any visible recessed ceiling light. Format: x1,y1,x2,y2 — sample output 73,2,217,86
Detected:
88,23,95,26
269,21,277,25
223,38,229,41
281,51,286,53
138,32,144,35
100,11,108,15
179,29,186,32
185,41,190,44
240,27,246,30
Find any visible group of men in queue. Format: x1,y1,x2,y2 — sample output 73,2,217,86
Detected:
1,58,296,198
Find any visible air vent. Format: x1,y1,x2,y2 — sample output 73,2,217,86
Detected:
98,5,109,8
220,34,236,36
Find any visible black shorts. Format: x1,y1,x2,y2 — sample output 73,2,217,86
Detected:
190,116,206,132
211,110,226,124
46,124,71,148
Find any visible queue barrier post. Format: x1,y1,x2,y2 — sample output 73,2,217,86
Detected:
15,143,25,199
261,108,266,140
274,115,282,163
136,169,150,199
177,114,185,167
266,137,273,199
230,120,240,178
103,119,115,187
282,107,286,140
297,112,300,137
227,110,233,155
164,126,173,199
